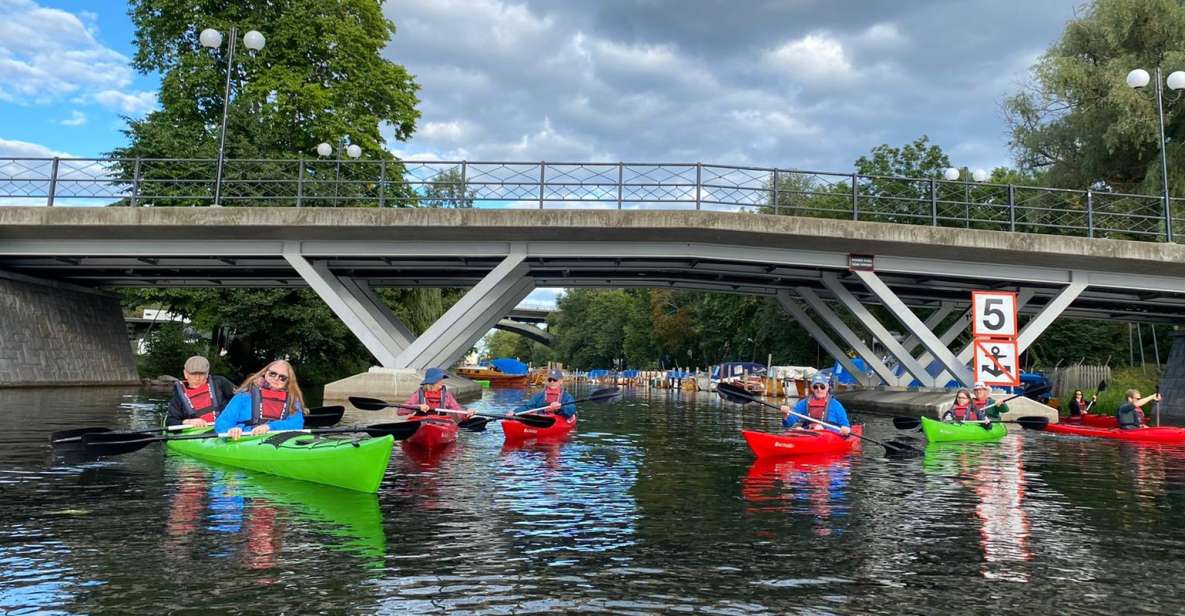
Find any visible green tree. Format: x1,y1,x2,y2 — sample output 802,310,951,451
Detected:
1005,0,1185,198
422,168,475,208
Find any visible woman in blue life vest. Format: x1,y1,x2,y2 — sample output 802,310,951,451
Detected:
509,369,576,418
780,374,851,435
166,355,237,428
215,360,305,440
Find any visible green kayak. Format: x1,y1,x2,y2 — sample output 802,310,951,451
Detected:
165,429,394,493
920,416,1007,443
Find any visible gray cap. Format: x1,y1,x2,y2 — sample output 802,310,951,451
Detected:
183,356,210,374
547,369,564,380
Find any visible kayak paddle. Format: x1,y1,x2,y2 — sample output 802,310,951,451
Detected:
456,387,622,432
80,423,422,456
49,405,345,444
347,396,555,429
891,384,1053,431
716,382,922,457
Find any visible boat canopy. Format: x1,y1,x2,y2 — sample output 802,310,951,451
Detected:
488,357,529,376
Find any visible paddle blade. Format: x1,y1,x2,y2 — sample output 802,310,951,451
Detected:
716,382,756,405
1097,380,1107,393
508,413,557,429
348,396,393,411
49,427,111,445
362,422,421,440
584,387,623,403
80,432,159,456
459,417,491,432
892,417,921,431
304,405,345,428
1015,416,1050,431
882,438,925,458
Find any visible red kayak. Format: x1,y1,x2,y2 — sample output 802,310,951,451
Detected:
402,416,459,452
1063,413,1118,428
1041,422,1185,443
502,414,577,442
742,425,863,458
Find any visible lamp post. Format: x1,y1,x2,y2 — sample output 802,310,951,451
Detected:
317,141,362,206
1126,67,1185,241
943,167,989,227
199,27,265,207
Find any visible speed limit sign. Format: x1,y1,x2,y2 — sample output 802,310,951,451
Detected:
972,291,1018,339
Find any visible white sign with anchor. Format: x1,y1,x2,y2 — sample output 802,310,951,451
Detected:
973,339,1020,386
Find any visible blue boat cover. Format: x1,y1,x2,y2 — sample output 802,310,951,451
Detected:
488,357,529,376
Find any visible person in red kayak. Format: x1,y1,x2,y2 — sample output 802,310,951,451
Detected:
510,369,576,418
1116,388,1161,430
400,368,473,421
1067,390,1095,419
166,356,237,428
779,373,850,435
215,360,306,439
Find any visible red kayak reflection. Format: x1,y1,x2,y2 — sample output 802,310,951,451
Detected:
742,453,852,536
973,437,1032,581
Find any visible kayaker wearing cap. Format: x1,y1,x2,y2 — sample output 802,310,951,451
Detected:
1116,389,1161,430
166,355,237,428
970,382,1004,422
401,368,473,420
215,360,306,440
510,369,576,418
780,374,851,435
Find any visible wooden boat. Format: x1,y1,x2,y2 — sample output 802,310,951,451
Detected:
455,365,529,387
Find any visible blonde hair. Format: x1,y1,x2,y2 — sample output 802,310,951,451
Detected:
238,360,306,411
1125,388,1140,400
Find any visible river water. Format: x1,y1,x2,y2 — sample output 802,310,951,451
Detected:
3,385,1185,614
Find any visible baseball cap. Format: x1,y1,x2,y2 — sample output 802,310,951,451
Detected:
972,381,988,390
547,369,564,380
183,356,210,374
421,367,448,385
810,373,830,386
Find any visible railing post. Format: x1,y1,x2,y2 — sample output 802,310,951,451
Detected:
695,163,702,210
617,162,624,210
772,169,780,215
457,160,466,210
539,161,545,209
46,157,60,207
1008,184,1016,232
296,158,305,207
1087,190,1094,238
130,158,142,207
378,159,387,208
929,178,937,225
851,173,858,220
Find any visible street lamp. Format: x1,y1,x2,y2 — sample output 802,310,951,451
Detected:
317,141,363,205
943,167,989,226
200,26,265,206
1126,67,1185,241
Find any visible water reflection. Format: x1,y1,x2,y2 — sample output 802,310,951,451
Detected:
742,454,852,536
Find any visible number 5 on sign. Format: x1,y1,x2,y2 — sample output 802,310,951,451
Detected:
972,291,1018,338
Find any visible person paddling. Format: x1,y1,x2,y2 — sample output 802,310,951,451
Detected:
1116,389,1161,430
779,373,851,435
970,382,1004,423
215,360,306,440
509,369,576,419
1067,390,1095,419
166,356,236,428
941,389,978,423
400,368,473,421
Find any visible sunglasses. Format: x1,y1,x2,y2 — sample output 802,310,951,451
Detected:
266,370,289,383
811,384,828,390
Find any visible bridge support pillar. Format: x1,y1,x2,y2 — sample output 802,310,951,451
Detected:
392,247,535,369
284,242,414,366
794,287,900,385
775,291,875,387
822,273,942,387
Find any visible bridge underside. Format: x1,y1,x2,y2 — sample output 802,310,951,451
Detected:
2,209,1184,384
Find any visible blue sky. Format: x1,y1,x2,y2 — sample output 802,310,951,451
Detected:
0,0,1087,308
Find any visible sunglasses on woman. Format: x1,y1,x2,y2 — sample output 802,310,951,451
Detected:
266,370,289,383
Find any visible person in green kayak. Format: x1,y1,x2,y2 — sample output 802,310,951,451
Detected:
509,369,576,418
166,355,236,428
400,368,473,421
1116,389,1161,430
971,382,1005,421
215,360,306,440
779,373,851,435
942,389,977,423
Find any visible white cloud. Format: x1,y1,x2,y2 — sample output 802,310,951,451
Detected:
0,137,72,158
857,23,906,48
419,120,471,143
93,89,157,115
60,110,86,126
0,0,132,103
765,33,854,85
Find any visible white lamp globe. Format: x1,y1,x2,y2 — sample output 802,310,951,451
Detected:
199,28,223,49
316,143,333,157
243,30,266,51
1168,71,1185,91
346,144,362,159
972,168,989,182
1127,68,1151,88
943,167,961,181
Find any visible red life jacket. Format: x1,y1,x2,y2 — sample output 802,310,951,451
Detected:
249,385,293,425
173,379,222,421
950,403,972,421
806,397,828,420
545,388,563,405
1135,406,1146,426
415,387,448,414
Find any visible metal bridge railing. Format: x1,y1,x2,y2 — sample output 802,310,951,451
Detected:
0,156,1180,242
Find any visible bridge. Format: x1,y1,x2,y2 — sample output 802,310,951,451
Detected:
1,157,1184,392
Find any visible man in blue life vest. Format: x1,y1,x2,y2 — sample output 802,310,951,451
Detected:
1116,388,1161,429
780,373,851,435
511,369,577,418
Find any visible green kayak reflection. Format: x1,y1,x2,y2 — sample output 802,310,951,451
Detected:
164,456,386,569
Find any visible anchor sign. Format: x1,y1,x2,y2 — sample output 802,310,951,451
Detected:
973,339,1020,386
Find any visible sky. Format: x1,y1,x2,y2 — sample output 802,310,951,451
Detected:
0,0,1086,306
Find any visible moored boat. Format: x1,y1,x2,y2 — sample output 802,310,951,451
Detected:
920,416,1007,443
502,413,577,442
166,428,394,493
456,357,530,387
741,425,863,458
1040,422,1185,443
